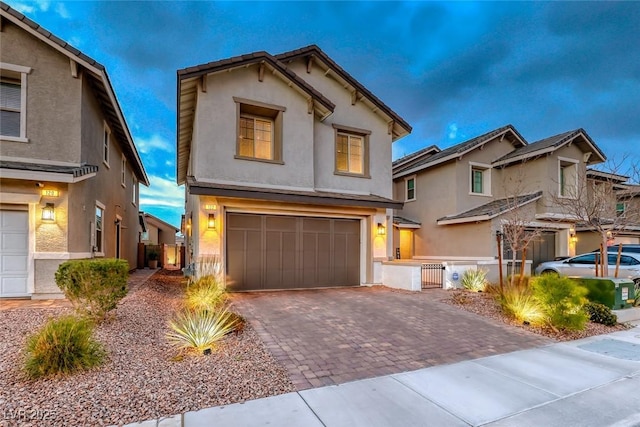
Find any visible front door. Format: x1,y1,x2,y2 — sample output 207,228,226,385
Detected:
0,209,29,296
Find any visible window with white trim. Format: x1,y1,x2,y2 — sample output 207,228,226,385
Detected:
121,154,126,187
132,176,137,205
616,202,626,217
0,62,31,141
405,176,416,201
469,162,491,195
103,122,111,166
559,158,578,198
95,203,105,255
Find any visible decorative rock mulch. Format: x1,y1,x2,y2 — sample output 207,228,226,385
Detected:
0,270,293,427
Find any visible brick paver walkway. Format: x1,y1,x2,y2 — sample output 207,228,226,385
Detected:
231,287,553,390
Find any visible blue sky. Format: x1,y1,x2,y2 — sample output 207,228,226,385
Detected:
7,1,640,229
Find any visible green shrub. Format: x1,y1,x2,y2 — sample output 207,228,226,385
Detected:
24,315,105,378
185,275,226,311
166,309,239,354
461,269,488,292
530,274,589,331
55,258,129,321
584,302,618,326
496,283,545,326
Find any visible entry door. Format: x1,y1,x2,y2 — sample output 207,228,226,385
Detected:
0,209,29,296
226,213,360,291
115,217,122,259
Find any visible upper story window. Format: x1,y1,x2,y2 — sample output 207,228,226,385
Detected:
121,154,126,187
405,176,416,201
0,62,31,142
103,122,111,167
333,124,371,178
616,202,626,217
559,157,578,198
469,162,491,196
234,97,284,163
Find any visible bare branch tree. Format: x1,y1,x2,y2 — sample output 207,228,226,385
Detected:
552,154,640,277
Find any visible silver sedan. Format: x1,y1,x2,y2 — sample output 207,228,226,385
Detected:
534,252,640,290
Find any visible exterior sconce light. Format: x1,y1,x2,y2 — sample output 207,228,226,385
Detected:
208,213,216,230
42,203,55,222
377,222,386,236
570,235,578,244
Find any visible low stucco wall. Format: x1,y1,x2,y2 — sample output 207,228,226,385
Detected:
33,259,65,298
381,262,422,291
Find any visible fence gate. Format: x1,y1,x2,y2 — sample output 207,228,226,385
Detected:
421,263,445,289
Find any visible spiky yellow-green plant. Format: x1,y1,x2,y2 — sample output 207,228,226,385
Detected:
166,309,239,353
185,275,227,311
460,268,488,292
499,286,545,326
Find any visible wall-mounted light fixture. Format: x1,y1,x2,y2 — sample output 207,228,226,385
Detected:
569,226,577,244
42,203,55,222
208,213,216,230
377,222,386,236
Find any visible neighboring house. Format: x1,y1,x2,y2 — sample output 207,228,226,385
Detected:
177,45,411,291
392,125,607,276
0,3,149,298
139,212,179,245
575,170,640,252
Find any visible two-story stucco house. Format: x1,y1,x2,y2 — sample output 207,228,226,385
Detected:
0,3,149,298
177,45,411,291
392,125,606,279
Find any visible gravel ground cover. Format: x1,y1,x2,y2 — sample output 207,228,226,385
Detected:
0,270,293,427
444,288,630,341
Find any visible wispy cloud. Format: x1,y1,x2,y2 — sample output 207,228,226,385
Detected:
447,123,458,140
54,2,69,19
11,2,35,13
135,134,173,154
139,174,183,209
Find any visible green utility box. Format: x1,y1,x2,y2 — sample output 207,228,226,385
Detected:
572,277,635,310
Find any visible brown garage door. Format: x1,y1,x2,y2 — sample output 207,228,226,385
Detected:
227,213,360,290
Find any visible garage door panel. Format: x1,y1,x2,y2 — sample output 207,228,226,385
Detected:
227,213,359,290
1,210,29,296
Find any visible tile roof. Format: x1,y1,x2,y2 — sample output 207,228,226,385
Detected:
187,178,403,210
276,45,412,136
393,215,421,226
493,128,606,166
0,161,98,177
392,145,440,168
393,124,527,178
437,191,543,224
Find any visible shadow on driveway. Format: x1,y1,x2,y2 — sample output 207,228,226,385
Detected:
231,286,552,390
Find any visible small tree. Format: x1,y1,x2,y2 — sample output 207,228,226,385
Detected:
552,156,640,277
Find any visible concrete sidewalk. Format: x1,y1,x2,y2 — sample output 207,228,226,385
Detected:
126,324,640,427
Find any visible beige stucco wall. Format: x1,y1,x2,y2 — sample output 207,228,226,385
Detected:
0,20,82,162
193,67,315,189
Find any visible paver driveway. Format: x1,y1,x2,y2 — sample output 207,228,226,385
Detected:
231,287,552,390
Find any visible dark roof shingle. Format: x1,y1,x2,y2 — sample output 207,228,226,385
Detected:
437,191,543,223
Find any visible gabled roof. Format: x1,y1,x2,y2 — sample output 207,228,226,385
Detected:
176,50,336,185
187,178,403,209
492,128,606,167
0,2,149,186
276,45,412,140
437,191,543,225
142,212,179,233
0,160,98,183
393,125,527,179
392,144,440,171
586,169,629,184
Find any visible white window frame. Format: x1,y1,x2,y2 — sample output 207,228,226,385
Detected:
121,154,126,187
469,162,492,196
335,132,365,175
616,201,626,217
94,201,105,257
132,176,137,206
0,62,31,143
558,157,579,199
405,175,416,202
103,121,111,167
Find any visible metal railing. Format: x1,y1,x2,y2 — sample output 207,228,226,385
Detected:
421,263,445,289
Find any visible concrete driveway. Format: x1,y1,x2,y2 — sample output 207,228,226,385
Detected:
231,286,552,390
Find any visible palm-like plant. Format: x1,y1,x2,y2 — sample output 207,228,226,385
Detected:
166,309,239,353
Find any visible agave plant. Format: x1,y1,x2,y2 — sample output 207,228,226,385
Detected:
185,275,227,311
166,309,239,353
460,268,488,292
